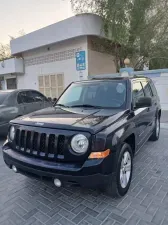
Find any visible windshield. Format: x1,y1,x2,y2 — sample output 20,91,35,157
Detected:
0,92,9,105
57,81,127,109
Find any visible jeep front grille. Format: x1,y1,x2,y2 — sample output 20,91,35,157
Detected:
15,129,65,160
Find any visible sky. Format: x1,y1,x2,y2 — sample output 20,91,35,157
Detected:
0,0,73,44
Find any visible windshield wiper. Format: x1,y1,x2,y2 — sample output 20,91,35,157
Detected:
55,104,69,108
70,104,102,108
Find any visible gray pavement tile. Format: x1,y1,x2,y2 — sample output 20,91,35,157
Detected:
1,126,168,225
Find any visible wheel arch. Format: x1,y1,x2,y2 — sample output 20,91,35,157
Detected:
123,133,136,156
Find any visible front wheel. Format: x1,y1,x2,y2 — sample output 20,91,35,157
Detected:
105,143,133,197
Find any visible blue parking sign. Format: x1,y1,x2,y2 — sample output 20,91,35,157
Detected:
76,51,86,71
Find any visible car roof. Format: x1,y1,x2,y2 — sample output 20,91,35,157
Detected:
0,89,40,94
0,90,15,93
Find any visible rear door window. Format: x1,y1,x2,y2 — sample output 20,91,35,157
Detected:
17,91,35,104
132,81,145,106
17,93,23,104
30,91,48,102
141,80,153,97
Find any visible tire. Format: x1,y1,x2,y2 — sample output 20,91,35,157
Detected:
105,143,133,198
149,116,160,141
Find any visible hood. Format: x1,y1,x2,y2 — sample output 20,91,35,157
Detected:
0,104,5,109
12,107,129,134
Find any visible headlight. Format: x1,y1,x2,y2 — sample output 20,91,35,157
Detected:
9,126,15,141
71,134,89,154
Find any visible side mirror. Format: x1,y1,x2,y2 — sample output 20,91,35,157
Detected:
48,97,52,102
135,97,152,108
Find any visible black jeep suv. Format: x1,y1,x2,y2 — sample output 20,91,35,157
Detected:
3,76,161,197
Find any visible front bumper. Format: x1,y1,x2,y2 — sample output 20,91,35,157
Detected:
3,147,115,188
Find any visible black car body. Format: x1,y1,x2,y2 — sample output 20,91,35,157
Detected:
3,76,161,197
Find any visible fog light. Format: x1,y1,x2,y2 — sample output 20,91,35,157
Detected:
54,179,62,187
12,165,18,173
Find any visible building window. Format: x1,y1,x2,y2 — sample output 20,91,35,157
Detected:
38,74,64,98
6,78,17,90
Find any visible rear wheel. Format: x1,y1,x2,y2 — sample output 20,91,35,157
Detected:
105,143,133,197
149,116,160,141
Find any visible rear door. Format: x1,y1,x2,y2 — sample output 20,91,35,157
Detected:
132,80,149,147
141,79,156,134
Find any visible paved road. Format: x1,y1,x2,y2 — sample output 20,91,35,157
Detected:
161,110,168,123
1,128,168,225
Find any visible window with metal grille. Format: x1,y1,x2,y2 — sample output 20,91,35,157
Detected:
38,74,64,98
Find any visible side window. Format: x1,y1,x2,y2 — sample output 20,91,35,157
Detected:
150,80,158,96
18,91,35,104
142,80,153,97
17,93,23,104
132,81,145,105
30,91,48,102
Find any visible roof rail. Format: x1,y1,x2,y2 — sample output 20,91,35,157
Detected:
133,74,147,78
88,74,120,80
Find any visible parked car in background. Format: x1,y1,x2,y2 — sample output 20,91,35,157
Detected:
0,89,52,136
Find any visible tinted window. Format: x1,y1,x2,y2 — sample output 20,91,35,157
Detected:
30,91,48,102
150,80,158,96
0,92,9,104
132,82,144,105
57,81,127,108
17,91,34,104
17,93,23,104
142,80,153,97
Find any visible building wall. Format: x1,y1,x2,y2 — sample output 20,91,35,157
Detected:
88,50,116,75
11,14,104,55
0,58,24,75
133,69,168,111
87,36,116,76
17,36,88,97
151,74,168,111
